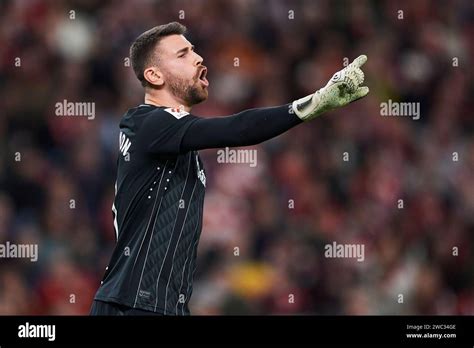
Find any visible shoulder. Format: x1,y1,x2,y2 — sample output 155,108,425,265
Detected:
120,105,198,133
142,107,197,128
160,107,191,120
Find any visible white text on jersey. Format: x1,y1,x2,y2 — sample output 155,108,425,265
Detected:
119,132,132,157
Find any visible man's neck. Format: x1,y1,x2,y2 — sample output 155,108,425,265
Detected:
144,93,191,112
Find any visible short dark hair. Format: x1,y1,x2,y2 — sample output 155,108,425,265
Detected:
130,22,187,88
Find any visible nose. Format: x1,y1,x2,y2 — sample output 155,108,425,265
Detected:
194,52,203,66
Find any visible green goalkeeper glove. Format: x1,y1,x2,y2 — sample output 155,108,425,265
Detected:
292,55,369,121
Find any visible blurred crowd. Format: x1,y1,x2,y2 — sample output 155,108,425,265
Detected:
0,0,473,315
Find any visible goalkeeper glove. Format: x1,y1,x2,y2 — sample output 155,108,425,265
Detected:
292,55,369,121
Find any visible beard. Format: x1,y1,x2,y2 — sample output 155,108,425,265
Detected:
163,71,208,106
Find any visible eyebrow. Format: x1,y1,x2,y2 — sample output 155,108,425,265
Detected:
176,45,194,55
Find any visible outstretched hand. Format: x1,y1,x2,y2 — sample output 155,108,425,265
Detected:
292,55,370,121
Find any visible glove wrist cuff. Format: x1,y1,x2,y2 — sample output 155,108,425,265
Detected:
292,91,323,121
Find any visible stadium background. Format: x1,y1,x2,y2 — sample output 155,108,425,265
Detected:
0,0,473,315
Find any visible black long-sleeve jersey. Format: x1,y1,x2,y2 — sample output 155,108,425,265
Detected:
94,103,301,315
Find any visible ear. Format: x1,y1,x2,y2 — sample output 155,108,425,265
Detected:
143,67,164,87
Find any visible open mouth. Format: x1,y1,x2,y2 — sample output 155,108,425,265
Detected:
198,67,209,87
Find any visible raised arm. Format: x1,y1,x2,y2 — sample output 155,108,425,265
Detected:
140,55,369,156
180,104,301,151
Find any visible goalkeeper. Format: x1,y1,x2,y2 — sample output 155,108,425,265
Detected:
91,22,369,316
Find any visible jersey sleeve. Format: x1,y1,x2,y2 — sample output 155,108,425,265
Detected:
138,108,199,156
180,104,302,151
139,104,302,155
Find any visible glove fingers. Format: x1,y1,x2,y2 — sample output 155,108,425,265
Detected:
350,55,367,68
350,86,369,102
347,68,364,88
355,68,364,85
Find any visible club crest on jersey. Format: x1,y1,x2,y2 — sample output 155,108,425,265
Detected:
164,107,189,119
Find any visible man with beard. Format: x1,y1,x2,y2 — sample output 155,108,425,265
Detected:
90,22,369,315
